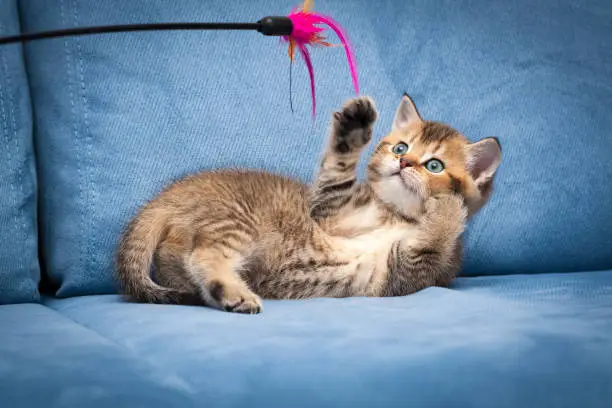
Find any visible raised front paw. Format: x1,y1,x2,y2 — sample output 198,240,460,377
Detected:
332,96,378,153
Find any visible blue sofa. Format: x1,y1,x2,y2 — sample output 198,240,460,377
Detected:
2,1,611,407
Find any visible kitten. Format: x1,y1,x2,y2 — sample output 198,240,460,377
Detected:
116,94,501,314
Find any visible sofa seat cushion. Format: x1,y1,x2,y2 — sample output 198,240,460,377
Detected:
44,271,612,407
0,303,194,408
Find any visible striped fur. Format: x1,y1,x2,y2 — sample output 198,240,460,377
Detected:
115,95,501,313
309,97,376,219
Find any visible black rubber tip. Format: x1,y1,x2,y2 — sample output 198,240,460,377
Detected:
257,16,293,36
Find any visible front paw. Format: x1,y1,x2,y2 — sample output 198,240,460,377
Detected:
332,96,378,153
424,194,467,237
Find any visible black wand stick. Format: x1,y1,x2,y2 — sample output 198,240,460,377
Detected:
0,17,293,45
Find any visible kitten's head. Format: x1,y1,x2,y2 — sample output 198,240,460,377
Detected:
368,94,502,219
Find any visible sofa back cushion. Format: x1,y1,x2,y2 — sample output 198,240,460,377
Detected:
19,0,612,297
0,0,40,304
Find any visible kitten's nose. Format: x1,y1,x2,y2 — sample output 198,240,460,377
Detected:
399,157,415,169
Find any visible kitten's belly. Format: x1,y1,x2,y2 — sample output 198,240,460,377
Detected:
331,226,416,296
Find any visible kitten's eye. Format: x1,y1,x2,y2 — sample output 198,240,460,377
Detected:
392,142,409,155
424,159,445,173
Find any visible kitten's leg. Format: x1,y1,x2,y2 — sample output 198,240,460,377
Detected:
309,96,378,219
151,228,202,304
185,246,263,314
154,240,199,296
384,194,467,296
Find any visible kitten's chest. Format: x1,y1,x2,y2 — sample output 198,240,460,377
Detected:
327,203,418,264
338,226,414,256
328,226,415,295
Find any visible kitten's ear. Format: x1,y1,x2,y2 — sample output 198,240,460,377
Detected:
465,137,502,185
393,93,423,130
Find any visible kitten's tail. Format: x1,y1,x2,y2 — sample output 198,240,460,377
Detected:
115,207,196,304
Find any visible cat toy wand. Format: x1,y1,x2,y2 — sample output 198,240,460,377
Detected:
0,0,359,119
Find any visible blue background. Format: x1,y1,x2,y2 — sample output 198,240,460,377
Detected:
18,0,612,297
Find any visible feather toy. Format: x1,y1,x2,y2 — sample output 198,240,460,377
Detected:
0,1,359,119
283,0,360,117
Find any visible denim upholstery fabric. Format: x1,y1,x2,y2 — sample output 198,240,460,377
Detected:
41,271,612,408
0,0,40,304
18,0,612,296
0,303,194,408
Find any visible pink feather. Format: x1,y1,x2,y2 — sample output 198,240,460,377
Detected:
284,4,359,118
296,42,316,118
310,14,359,95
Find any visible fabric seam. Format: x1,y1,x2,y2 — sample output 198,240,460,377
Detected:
72,0,95,288
60,0,86,295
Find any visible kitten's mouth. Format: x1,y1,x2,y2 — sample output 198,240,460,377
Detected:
394,169,422,195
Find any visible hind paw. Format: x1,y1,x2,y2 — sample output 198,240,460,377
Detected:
207,280,263,314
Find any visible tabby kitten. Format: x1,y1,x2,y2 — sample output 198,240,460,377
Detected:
116,94,501,314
